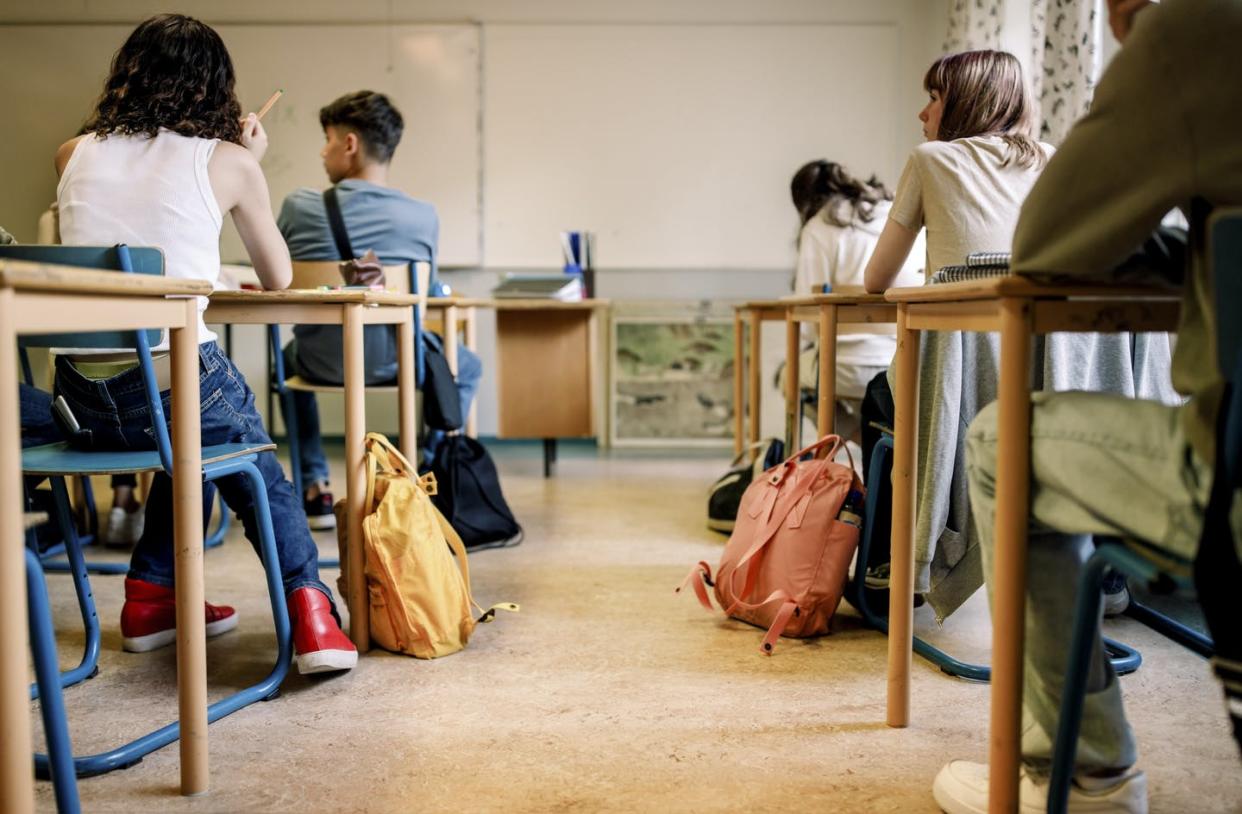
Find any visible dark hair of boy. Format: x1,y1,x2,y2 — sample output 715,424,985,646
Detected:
318,91,404,164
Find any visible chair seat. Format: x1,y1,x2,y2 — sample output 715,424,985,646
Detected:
22,441,277,476
283,375,399,394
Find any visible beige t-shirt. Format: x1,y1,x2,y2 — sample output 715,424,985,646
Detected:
889,135,1055,276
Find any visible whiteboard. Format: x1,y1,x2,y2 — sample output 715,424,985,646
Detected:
483,23,901,269
0,23,481,265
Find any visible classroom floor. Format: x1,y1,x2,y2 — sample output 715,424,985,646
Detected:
29,443,1242,813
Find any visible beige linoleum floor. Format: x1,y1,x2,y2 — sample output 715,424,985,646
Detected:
29,444,1242,813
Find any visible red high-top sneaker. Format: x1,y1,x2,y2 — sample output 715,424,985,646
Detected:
289,587,358,674
120,577,239,653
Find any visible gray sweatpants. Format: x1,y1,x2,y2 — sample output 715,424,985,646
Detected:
965,391,1210,772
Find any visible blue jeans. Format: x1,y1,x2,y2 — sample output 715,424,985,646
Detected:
52,342,336,611
281,334,483,487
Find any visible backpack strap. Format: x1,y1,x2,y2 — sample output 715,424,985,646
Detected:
759,599,800,656
434,504,519,623
675,561,716,612
323,187,356,260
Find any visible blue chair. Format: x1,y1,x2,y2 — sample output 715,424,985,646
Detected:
12,245,291,786
1,245,231,702
1048,211,1241,813
268,260,428,567
844,435,1142,682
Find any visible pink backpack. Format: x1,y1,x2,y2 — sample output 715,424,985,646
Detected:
679,436,863,654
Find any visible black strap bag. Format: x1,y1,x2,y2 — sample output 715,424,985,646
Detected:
428,435,522,551
322,188,462,431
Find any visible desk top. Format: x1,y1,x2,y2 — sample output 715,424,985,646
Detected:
885,276,1181,304
475,298,610,310
0,259,213,297
781,292,892,307
208,288,422,306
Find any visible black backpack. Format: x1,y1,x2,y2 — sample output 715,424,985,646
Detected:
706,439,785,534
427,435,522,551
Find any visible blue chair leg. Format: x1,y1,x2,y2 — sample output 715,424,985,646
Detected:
39,474,126,576
1123,600,1214,658
1048,552,1115,814
26,548,82,814
847,437,1141,682
204,489,230,550
32,460,292,779
31,477,102,700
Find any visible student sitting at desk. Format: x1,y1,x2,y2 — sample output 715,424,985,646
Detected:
277,90,482,530
786,159,923,444
933,0,1242,810
43,13,355,674
861,49,1176,616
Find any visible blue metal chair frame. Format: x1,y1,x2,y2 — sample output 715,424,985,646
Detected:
844,436,1142,682
12,245,292,790
1048,211,1239,813
267,261,427,569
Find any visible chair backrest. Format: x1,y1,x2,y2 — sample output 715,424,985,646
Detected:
0,244,174,474
290,260,414,294
0,244,165,349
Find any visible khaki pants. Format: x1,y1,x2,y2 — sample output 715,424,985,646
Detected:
965,391,1210,772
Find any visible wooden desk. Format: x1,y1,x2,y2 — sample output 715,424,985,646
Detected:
480,299,609,476
0,261,209,807
883,277,1180,813
424,296,484,438
204,289,422,653
781,292,897,448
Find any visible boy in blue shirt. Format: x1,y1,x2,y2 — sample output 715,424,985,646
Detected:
278,90,482,529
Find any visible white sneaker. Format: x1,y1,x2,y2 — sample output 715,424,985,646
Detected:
1102,584,1131,617
932,759,1147,814
103,506,145,547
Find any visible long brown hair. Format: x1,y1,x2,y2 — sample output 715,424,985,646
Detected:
924,50,1044,169
790,160,892,228
85,14,242,144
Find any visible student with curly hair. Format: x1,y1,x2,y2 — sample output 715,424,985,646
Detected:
48,13,356,674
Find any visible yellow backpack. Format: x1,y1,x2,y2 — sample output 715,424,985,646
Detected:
336,433,517,658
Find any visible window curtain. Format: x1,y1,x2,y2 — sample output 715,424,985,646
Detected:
943,0,1004,52
1029,0,1103,144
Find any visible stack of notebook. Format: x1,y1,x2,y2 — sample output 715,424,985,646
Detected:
491,273,584,302
931,251,1011,284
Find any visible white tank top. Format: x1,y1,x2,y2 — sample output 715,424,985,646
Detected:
57,130,223,346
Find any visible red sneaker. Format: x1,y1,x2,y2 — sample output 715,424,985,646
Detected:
120,578,239,653
289,587,357,674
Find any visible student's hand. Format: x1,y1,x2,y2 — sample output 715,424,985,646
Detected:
239,113,268,162
1107,0,1152,43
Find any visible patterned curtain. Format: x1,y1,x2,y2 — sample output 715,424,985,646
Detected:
1029,0,1103,144
943,0,1004,52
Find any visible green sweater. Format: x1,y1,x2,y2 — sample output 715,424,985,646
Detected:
1012,0,1242,463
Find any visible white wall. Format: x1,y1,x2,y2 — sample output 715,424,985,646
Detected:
1,0,949,441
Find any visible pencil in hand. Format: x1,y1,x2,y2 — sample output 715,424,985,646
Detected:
255,89,283,121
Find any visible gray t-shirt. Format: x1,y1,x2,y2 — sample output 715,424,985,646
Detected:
277,179,439,384
889,135,1055,275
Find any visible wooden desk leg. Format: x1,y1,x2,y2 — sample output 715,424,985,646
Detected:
0,290,35,814
443,305,459,375
817,304,838,439
747,310,761,456
887,304,920,728
733,310,744,457
170,301,207,795
465,306,478,438
397,310,418,465
342,304,369,652
988,298,1033,813
784,310,800,452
